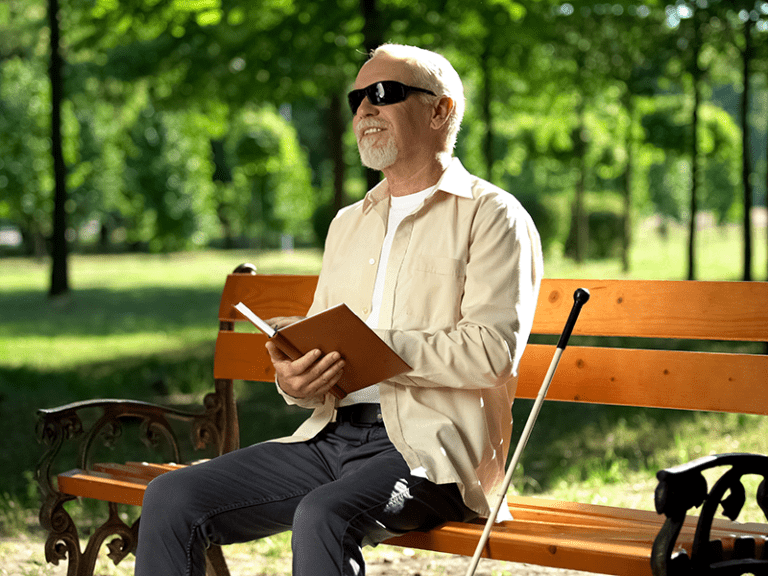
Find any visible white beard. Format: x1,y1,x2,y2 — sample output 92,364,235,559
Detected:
357,129,398,170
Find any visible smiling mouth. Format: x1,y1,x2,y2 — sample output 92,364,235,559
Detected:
362,127,385,137
357,122,388,139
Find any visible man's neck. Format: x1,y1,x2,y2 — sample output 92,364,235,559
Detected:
383,152,452,197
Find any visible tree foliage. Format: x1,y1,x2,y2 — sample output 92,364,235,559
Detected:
1,0,767,284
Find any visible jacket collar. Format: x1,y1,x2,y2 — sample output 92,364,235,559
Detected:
363,157,474,213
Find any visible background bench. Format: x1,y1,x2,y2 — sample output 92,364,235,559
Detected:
36,266,768,575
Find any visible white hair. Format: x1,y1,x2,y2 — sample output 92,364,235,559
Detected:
370,44,465,152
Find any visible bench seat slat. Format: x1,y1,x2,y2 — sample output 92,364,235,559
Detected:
58,469,147,507
387,522,765,576
389,502,767,576
93,462,185,481
386,526,651,575
59,463,189,506
505,496,768,537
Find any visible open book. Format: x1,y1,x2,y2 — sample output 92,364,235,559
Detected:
234,302,411,399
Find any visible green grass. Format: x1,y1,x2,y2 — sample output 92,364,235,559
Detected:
0,249,324,370
1,219,766,551
548,218,768,280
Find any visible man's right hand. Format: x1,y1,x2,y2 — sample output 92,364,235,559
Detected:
265,341,345,400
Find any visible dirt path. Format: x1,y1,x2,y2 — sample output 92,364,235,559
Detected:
1,534,599,576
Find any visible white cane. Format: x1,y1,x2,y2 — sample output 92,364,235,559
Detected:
464,288,591,576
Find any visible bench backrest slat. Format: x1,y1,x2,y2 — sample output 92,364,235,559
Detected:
218,274,318,323
518,344,768,415
533,279,768,342
214,274,768,416
215,332,272,382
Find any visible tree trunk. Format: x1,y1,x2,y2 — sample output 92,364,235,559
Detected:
621,98,634,273
329,94,346,214
741,18,753,282
687,13,702,282
572,106,589,264
481,40,494,182
360,0,383,191
360,0,383,53
571,48,589,264
48,0,69,298
211,139,235,249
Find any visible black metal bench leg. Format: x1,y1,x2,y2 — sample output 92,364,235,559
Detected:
41,496,139,576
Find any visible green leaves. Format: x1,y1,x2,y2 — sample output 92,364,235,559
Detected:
1,0,765,270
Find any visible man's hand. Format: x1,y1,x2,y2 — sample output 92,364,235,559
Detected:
265,341,345,400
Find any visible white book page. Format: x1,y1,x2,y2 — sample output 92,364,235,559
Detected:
234,302,276,337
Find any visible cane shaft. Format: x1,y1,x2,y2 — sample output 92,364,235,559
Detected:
464,288,589,576
464,348,564,576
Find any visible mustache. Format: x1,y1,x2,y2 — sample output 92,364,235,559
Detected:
355,119,389,139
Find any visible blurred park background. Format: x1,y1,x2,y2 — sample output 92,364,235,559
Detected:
2,0,768,573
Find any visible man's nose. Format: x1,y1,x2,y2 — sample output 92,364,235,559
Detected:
356,95,378,117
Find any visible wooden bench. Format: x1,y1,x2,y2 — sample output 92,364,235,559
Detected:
36,266,768,576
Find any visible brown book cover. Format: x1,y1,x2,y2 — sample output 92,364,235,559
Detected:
234,302,411,399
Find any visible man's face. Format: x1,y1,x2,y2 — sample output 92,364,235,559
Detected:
352,55,434,173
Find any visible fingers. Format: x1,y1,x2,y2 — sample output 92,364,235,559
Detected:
264,339,287,362
266,341,345,399
308,353,345,394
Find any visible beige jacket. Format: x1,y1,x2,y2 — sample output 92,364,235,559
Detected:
276,158,543,517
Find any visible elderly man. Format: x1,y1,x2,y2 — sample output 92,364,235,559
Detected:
135,44,542,576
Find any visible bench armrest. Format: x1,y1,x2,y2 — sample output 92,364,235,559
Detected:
36,390,232,499
651,453,768,576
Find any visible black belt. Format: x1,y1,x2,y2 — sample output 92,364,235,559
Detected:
335,403,383,426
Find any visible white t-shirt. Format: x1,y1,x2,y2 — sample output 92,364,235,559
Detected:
339,186,434,406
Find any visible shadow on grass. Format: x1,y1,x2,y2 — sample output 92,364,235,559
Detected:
510,399,697,493
0,286,224,339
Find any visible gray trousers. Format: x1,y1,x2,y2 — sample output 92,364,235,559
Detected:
134,420,475,576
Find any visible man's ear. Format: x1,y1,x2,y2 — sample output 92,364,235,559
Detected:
430,96,454,130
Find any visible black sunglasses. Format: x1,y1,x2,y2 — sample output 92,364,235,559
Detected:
347,81,437,114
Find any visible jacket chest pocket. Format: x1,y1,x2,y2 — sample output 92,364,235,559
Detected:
397,256,466,329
